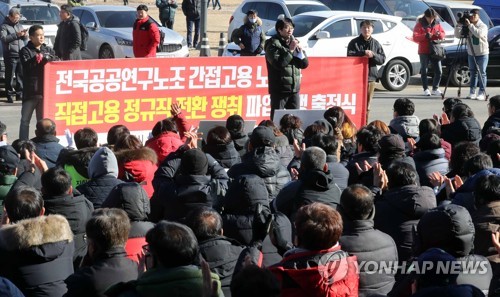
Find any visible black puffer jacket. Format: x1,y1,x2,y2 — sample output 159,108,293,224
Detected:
64,247,138,297
202,141,241,169
441,117,482,146
43,191,94,269
54,15,81,60
274,135,293,168
273,169,341,219
57,147,100,188
230,132,249,157
198,236,244,297
221,174,292,267
228,147,291,201
340,211,398,297
482,110,500,138
374,185,436,262
413,148,449,188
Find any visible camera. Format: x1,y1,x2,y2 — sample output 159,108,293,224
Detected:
456,11,471,25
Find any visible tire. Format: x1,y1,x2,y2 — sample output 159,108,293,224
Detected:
449,65,471,87
99,45,114,59
381,59,410,91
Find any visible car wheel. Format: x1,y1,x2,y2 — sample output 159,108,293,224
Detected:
450,65,471,87
99,45,115,59
381,59,410,91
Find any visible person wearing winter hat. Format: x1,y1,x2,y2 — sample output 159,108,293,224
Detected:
377,134,415,170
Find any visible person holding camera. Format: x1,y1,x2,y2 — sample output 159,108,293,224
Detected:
19,25,57,140
0,8,27,104
413,8,445,97
454,9,489,101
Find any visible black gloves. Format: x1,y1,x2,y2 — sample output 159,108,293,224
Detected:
425,32,432,40
251,203,273,247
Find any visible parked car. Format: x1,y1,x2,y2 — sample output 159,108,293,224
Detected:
227,0,330,38
425,0,493,29
72,5,188,59
0,0,60,83
317,0,457,44
224,11,420,91
473,0,500,26
437,26,500,87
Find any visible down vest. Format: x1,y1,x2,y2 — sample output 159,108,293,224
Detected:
264,34,309,95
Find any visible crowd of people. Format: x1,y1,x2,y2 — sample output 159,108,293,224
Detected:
0,94,500,297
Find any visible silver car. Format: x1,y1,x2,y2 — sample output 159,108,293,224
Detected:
72,5,188,59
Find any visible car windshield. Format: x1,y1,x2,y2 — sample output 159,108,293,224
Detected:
19,6,60,25
382,0,429,18
488,26,500,41
286,4,330,16
96,10,137,28
266,15,326,37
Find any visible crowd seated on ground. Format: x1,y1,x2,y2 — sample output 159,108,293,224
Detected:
0,96,500,297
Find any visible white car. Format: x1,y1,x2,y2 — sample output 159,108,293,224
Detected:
227,0,330,39
72,5,188,59
224,11,421,91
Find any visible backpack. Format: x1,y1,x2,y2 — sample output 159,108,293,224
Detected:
134,18,166,52
79,21,89,51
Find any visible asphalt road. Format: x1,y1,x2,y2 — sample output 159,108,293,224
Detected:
1,76,498,140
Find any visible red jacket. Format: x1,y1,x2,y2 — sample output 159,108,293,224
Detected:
145,113,190,164
413,18,445,55
133,17,160,58
116,147,158,198
269,246,359,297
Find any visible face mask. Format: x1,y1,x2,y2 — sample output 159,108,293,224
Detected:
249,18,257,24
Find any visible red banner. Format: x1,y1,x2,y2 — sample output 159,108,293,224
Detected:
44,57,367,143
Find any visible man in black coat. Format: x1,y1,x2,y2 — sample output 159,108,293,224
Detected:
339,184,398,297
41,166,94,269
186,207,244,297
54,5,81,60
64,208,138,297
273,146,341,219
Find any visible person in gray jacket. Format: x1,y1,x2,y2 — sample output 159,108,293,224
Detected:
0,8,27,103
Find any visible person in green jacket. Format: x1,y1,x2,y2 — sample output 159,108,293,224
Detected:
0,145,19,219
265,17,308,120
106,221,224,297
156,0,177,29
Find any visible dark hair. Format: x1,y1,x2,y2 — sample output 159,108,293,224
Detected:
246,9,258,16
186,207,223,241
419,118,440,136
206,126,232,146
280,114,302,131
356,125,383,153
487,139,500,168
301,146,326,171
86,208,130,252
146,221,199,268
259,120,283,136
137,4,148,11
387,161,418,188
114,134,143,151
451,103,474,120
324,107,344,129
295,203,342,250
393,98,415,116
41,166,72,196
5,186,44,223
360,19,374,28
368,120,391,135
449,142,480,176
475,175,500,207
230,265,280,297
11,139,36,158
107,125,130,146
60,4,72,14
303,124,326,140
275,17,294,31
74,128,98,149
226,114,245,136
151,119,177,137
28,24,43,37
340,184,374,220
463,153,493,177
424,8,437,18
35,118,56,137
442,98,463,119
489,95,500,111
310,134,338,155
416,133,442,151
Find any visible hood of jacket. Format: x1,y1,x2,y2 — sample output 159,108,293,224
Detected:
299,169,336,192
382,185,436,219
389,115,420,138
175,174,213,199
43,192,93,234
413,148,446,162
0,214,73,251
31,134,60,144
417,204,474,258
202,141,241,168
223,174,269,215
88,147,119,179
115,147,158,165
242,146,281,178
103,182,150,221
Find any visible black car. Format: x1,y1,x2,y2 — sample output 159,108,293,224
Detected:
438,26,500,87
